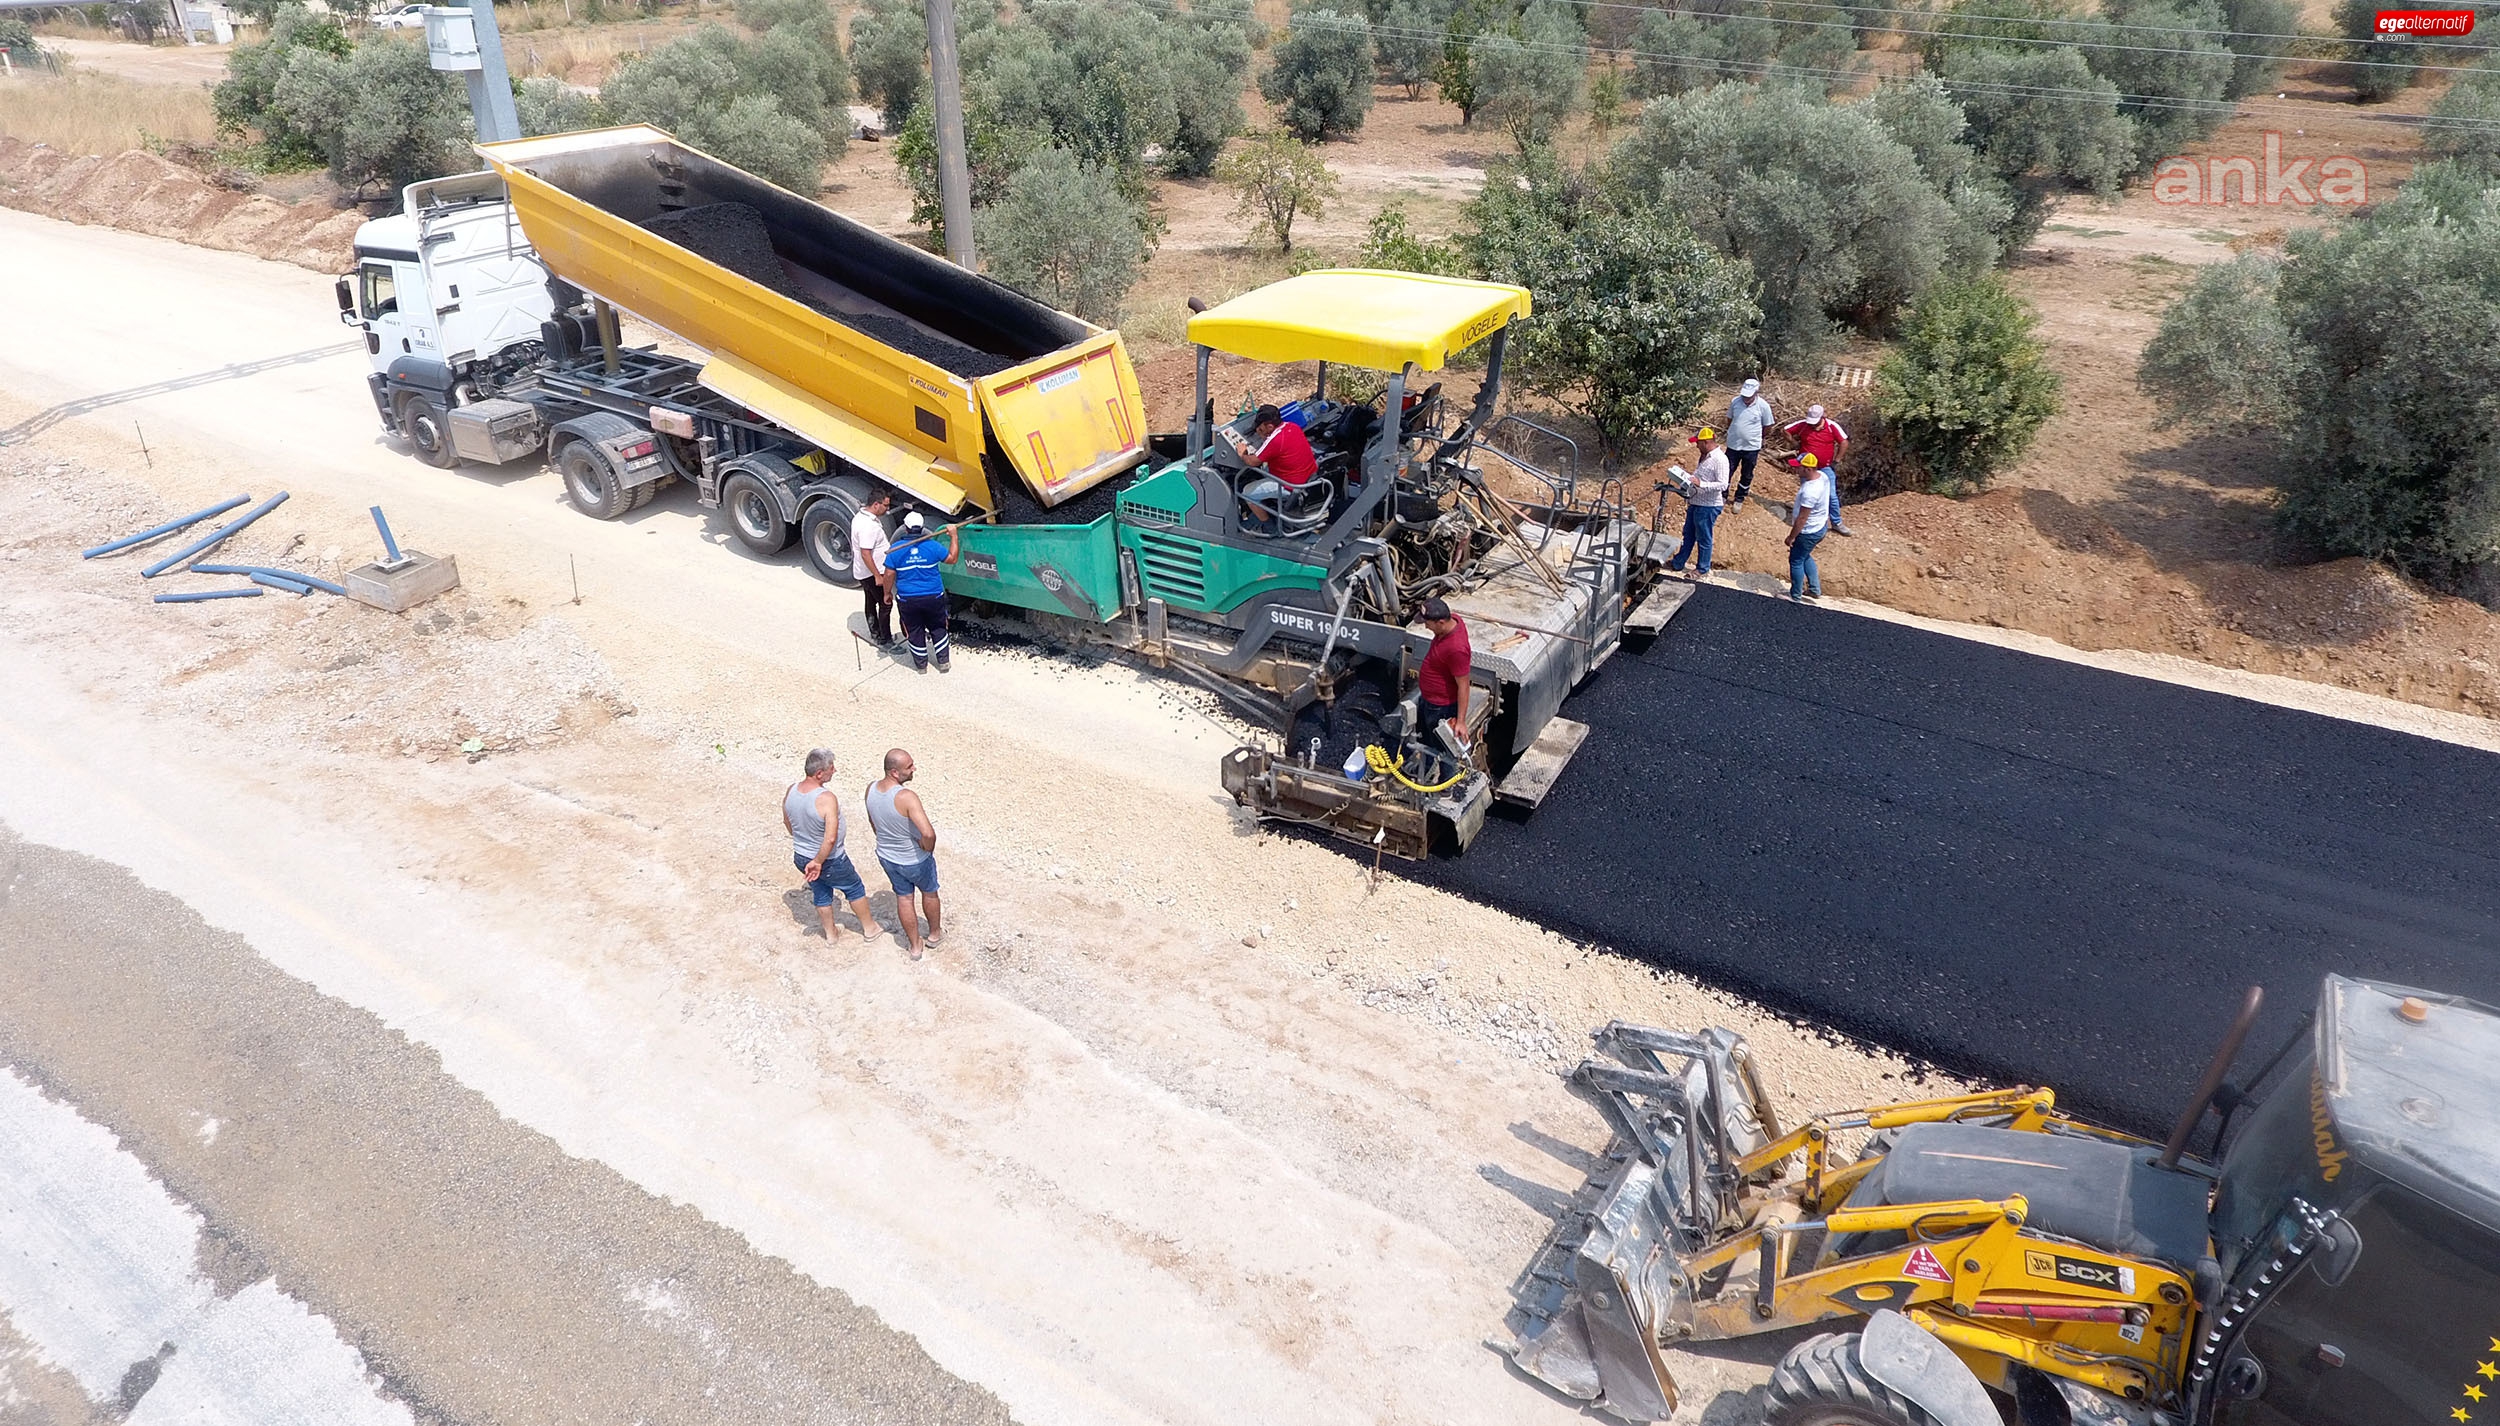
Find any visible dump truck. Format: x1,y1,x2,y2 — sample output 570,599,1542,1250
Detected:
937,268,1685,856
338,125,1147,580
1509,975,2500,1426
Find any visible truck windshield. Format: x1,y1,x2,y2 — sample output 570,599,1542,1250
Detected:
361,263,398,320
2210,1052,2334,1275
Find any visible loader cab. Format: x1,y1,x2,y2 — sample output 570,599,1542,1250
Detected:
1177,269,1528,553
2197,976,2500,1426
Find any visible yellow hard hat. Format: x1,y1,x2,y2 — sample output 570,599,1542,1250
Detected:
1799,454,1820,468
1692,426,1719,443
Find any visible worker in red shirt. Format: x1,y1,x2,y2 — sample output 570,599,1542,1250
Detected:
1780,404,1853,536
1413,596,1472,777
1234,404,1318,533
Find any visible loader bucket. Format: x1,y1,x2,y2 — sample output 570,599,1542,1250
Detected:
1506,1026,1779,1423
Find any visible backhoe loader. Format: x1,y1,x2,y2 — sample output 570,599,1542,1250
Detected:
1508,975,2500,1426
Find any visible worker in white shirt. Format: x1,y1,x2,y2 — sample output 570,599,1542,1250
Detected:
1725,377,1773,507
1667,427,1730,579
852,491,895,646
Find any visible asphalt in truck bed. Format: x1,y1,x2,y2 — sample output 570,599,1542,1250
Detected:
1401,584,2500,1136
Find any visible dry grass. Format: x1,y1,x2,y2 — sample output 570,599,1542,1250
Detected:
500,6,735,82
0,69,215,154
1122,245,1307,348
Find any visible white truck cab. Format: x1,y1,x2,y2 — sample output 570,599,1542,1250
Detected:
337,171,553,465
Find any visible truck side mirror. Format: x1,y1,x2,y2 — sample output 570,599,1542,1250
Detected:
336,276,356,313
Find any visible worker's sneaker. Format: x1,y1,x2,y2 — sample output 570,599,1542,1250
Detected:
1832,520,1856,537
935,657,952,673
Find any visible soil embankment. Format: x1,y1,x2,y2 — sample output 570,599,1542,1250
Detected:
0,137,360,272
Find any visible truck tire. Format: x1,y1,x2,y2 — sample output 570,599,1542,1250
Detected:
799,494,866,588
721,470,796,554
396,393,460,470
557,438,631,520
1765,1333,1943,1426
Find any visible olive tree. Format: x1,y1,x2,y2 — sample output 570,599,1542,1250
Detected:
1465,154,1760,456
212,4,351,168
978,146,1148,323
2139,170,2500,589
2424,55,2500,178
848,0,926,131
1610,82,2006,367
602,22,842,190
1377,0,1442,97
516,77,608,137
1215,130,1339,252
270,35,471,198
1468,4,1584,146
1260,8,1374,140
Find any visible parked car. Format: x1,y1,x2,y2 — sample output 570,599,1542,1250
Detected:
371,4,430,30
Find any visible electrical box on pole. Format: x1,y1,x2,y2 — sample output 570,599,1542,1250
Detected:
423,0,520,144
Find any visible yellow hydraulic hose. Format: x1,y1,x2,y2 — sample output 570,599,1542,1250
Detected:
1365,744,1469,793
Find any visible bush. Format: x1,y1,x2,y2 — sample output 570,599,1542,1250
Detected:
848,0,926,132
1378,0,1441,97
1876,275,2061,492
1165,8,1255,177
212,3,350,168
1469,5,1584,147
1461,152,1760,455
2324,0,2481,99
1358,203,1465,274
1260,8,1373,140
2424,54,2500,178
1215,130,1338,252
1628,7,1778,98
1611,82,2006,368
2217,0,2298,98
977,146,1147,322
2139,172,2500,588
516,76,608,137
270,35,471,198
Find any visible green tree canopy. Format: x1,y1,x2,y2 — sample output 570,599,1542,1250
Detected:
1260,8,1375,140
977,146,1148,323
270,34,471,197
1875,274,2062,491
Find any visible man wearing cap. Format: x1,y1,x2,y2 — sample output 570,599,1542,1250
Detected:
852,490,896,645
1724,378,1773,507
1233,404,1318,534
884,512,959,672
1667,426,1729,579
1413,596,1472,777
1782,404,1853,536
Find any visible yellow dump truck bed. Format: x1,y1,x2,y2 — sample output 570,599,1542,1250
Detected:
476,126,1145,514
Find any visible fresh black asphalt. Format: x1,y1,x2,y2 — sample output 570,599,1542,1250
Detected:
1406,583,2500,1137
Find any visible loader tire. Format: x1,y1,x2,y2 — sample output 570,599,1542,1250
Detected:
1765,1332,1944,1426
396,393,460,470
559,439,630,521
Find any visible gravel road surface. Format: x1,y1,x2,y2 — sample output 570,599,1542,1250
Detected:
0,828,1011,1426
1415,584,2500,1134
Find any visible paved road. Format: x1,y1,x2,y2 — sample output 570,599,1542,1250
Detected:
0,828,1012,1426
1419,585,2500,1135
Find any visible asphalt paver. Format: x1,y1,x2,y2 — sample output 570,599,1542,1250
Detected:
1409,585,2500,1135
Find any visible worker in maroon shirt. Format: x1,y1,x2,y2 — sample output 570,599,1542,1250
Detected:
1234,404,1319,533
1413,596,1472,776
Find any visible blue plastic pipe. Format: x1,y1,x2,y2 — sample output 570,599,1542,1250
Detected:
140,491,290,578
370,506,404,563
192,563,348,595
153,587,265,603
81,496,250,559
249,571,314,596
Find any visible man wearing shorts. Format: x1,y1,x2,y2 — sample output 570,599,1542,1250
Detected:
783,747,880,944
866,747,942,960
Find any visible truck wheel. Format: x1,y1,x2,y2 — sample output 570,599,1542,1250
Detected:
1765,1333,1943,1426
721,470,796,554
396,394,460,470
558,439,630,520
799,495,866,588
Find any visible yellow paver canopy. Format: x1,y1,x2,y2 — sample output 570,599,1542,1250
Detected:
1185,269,1532,373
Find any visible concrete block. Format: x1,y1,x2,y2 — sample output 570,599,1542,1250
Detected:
344,552,460,613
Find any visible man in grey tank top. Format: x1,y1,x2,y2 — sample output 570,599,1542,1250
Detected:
865,748,941,960
783,748,881,946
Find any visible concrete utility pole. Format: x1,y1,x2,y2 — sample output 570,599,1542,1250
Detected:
923,0,976,269
424,0,520,146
